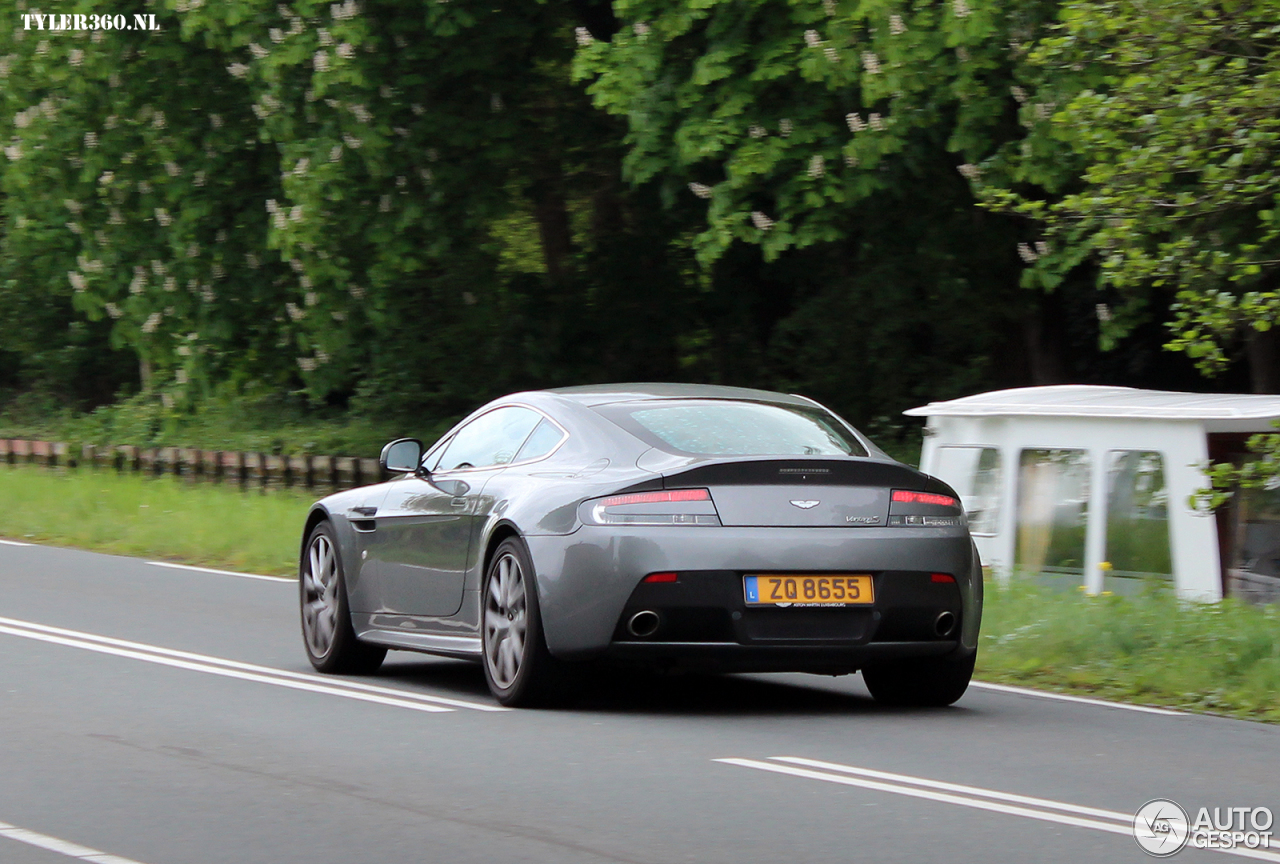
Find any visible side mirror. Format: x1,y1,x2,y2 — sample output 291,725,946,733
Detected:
380,438,424,475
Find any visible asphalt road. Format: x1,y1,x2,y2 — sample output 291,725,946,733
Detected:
1,540,1277,864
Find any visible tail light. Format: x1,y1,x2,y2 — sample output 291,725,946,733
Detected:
583,488,721,526
891,490,958,507
889,488,963,527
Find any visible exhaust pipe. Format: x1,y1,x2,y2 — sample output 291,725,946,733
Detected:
934,611,957,638
627,610,661,638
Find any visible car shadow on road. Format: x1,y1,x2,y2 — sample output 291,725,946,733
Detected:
373,655,972,718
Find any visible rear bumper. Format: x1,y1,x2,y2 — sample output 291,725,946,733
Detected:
602,639,964,674
526,524,981,661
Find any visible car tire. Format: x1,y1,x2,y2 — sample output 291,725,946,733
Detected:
482,537,574,707
862,651,975,707
300,521,387,675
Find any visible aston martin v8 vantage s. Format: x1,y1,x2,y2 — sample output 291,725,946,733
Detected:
298,383,982,707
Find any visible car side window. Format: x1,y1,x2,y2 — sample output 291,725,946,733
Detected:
434,406,542,472
513,418,565,463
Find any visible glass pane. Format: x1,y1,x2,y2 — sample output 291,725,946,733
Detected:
436,407,541,471
513,418,564,463
932,447,1002,535
604,400,866,457
1015,449,1090,588
1229,485,1280,605
1105,451,1172,590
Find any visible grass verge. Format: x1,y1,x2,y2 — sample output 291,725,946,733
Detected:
4,465,1278,721
0,464,307,576
977,580,1280,722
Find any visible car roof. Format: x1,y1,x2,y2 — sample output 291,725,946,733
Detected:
545,382,815,408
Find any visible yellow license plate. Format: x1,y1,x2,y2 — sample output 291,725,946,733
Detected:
744,574,874,606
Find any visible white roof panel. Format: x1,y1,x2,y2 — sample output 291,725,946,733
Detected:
904,385,1280,420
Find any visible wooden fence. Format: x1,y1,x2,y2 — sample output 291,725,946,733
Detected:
0,439,385,492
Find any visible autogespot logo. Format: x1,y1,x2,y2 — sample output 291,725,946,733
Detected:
1134,799,1190,857
1134,799,1275,857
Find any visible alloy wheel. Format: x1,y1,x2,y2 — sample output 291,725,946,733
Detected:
302,533,340,659
484,552,528,689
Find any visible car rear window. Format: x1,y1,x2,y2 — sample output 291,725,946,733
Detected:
597,400,867,458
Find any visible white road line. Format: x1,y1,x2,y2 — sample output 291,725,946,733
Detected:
0,622,455,714
0,821,147,863
772,757,1131,822
145,561,293,582
0,615,506,712
0,539,33,546
969,680,1185,716
718,758,1280,863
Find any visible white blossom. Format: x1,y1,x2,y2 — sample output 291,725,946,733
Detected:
846,113,866,133
105,302,122,319
575,27,594,46
751,211,775,231
152,260,167,277
153,111,166,129
349,284,366,300
297,357,317,372
957,163,981,180
305,291,318,306
68,272,86,292
293,157,310,176
1096,304,1112,322
186,242,200,258
1017,242,1038,263
163,276,176,292
379,194,391,212
1035,241,1051,256
329,144,343,162
65,199,83,215
780,119,792,137
824,46,839,62
286,302,304,321
633,22,650,37
69,49,83,66
193,171,206,187
804,30,822,49
868,113,885,131
1010,85,1027,103
227,62,249,78
808,154,825,178
845,153,859,167
211,263,225,280
142,312,162,334
411,103,425,116
84,131,98,148
99,171,114,185
861,52,880,74
175,369,188,384
269,28,284,43
66,222,82,234
351,103,371,123
749,124,766,138
890,14,906,35
318,28,333,46
248,42,268,59
246,253,260,269
165,161,181,177
342,133,362,149
313,51,329,72
109,207,123,225
953,0,970,17
688,182,712,199
289,205,304,222
823,0,837,14
336,42,354,59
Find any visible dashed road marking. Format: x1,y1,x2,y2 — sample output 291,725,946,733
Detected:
0,820,148,863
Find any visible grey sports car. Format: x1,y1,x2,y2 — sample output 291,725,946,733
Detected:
298,383,982,707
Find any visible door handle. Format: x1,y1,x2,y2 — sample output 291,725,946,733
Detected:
450,498,468,509
351,506,378,516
